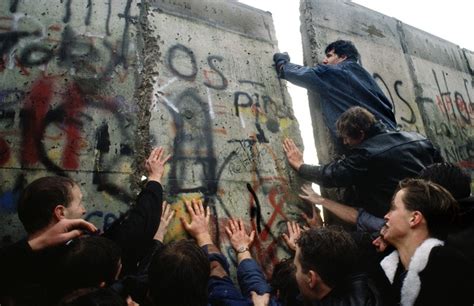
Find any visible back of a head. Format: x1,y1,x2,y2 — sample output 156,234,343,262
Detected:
336,106,376,139
398,178,459,240
58,288,126,306
271,258,300,306
18,176,76,234
57,236,122,294
148,239,210,306
325,40,360,62
297,227,358,288
418,163,471,200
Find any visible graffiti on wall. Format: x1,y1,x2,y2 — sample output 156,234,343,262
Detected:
0,0,139,241
151,38,299,273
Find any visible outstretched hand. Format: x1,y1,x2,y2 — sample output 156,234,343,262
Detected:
28,219,98,251
299,184,324,204
154,201,175,242
283,138,304,170
302,204,324,229
282,221,303,252
145,147,171,183
225,218,255,252
181,199,212,246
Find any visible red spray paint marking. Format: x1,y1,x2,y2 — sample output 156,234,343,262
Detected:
61,82,85,169
21,77,54,166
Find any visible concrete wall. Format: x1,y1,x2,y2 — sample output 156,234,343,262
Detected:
300,0,474,181
0,0,303,274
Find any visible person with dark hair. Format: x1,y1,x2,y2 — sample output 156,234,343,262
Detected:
270,258,302,306
284,106,442,221
273,40,396,140
148,239,210,306
57,236,122,296
17,176,86,234
380,179,474,305
58,287,127,306
294,226,383,305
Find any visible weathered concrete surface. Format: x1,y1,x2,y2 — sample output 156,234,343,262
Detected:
300,0,474,182
0,0,303,274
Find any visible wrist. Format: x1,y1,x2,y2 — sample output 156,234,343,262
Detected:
147,175,162,183
28,236,45,251
195,233,213,247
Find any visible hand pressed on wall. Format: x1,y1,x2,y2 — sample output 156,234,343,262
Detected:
282,221,303,252
225,218,255,252
282,138,304,171
181,199,212,246
145,147,171,183
154,201,175,242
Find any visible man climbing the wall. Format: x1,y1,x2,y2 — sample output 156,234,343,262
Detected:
273,40,397,143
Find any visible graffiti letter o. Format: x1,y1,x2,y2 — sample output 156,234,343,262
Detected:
166,44,198,81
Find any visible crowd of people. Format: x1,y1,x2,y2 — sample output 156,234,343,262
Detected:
1,40,473,306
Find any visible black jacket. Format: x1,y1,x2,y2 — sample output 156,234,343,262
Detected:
104,180,164,275
298,122,442,217
0,181,163,305
313,273,384,306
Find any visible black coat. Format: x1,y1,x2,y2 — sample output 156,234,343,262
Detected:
313,273,384,306
298,122,442,217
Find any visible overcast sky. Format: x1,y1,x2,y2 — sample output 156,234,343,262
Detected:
238,0,473,167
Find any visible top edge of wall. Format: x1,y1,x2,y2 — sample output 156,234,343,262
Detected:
148,0,277,44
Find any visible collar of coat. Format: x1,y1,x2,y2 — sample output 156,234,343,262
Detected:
380,238,444,306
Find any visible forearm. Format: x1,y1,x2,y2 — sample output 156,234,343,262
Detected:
320,198,358,224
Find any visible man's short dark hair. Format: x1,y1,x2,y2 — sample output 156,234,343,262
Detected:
17,176,76,234
397,178,459,239
58,236,122,294
296,227,358,288
148,239,210,306
271,258,299,306
336,106,376,139
58,288,126,306
418,163,471,200
325,40,360,62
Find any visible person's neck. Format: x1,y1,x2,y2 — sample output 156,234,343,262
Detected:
395,232,430,269
28,221,56,240
311,282,332,301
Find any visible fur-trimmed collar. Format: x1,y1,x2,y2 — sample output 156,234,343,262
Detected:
380,238,444,306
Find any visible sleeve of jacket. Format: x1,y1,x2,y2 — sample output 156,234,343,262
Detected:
103,181,163,273
280,62,330,92
237,258,272,297
297,152,369,187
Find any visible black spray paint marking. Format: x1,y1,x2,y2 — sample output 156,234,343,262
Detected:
247,183,262,233
204,55,228,90
63,0,73,23
166,44,198,81
9,0,20,12
85,0,93,25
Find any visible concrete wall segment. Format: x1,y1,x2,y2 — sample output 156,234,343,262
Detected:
0,0,304,276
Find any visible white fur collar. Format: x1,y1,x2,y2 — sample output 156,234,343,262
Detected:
380,238,444,306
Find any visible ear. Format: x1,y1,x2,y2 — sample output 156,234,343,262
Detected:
308,270,319,289
53,205,67,221
358,130,366,141
409,211,423,227
339,54,347,60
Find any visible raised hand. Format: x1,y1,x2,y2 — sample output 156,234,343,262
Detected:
302,204,324,229
282,221,303,252
145,147,171,183
154,201,175,242
225,218,255,253
181,199,212,246
299,184,324,204
282,138,304,170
